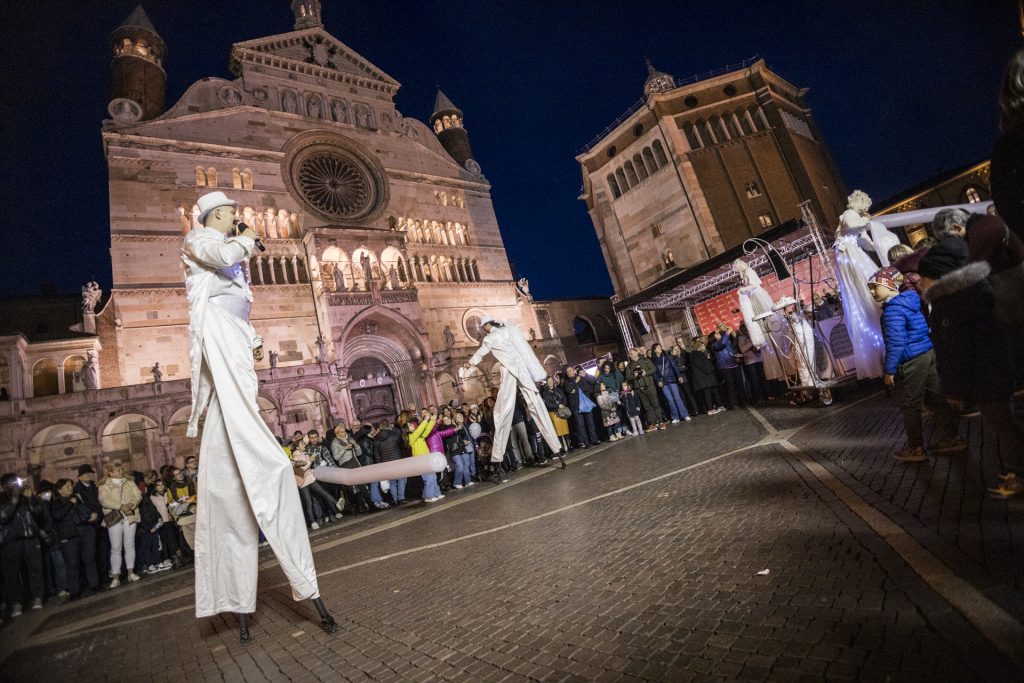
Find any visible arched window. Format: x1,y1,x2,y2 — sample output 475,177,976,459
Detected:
716,116,731,141
607,173,621,199
757,213,773,229
963,186,982,204
456,223,468,245
683,123,702,150
33,358,59,397
206,167,218,187
624,161,639,186
195,166,206,186
242,168,254,190
615,168,629,192
633,154,649,181
471,260,480,282
63,355,87,393
430,257,441,283
441,258,453,282
232,168,242,189
642,147,657,173
277,209,290,239
652,140,668,166
572,316,598,345
737,110,754,136
296,258,308,284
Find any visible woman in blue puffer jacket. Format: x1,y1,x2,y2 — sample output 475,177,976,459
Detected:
651,344,690,423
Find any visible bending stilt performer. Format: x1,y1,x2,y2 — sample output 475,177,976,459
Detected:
182,191,337,642
465,316,566,471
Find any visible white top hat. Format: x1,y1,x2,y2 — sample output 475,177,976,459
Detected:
196,191,238,225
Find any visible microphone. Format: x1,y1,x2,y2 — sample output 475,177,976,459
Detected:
236,222,266,252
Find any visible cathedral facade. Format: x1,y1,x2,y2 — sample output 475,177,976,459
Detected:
0,2,617,481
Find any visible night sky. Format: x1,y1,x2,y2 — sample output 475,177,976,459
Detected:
0,1,1019,301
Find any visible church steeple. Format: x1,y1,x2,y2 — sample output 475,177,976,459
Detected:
109,5,167,121
643,59,675,96
292,0,323,30
430,89,475,168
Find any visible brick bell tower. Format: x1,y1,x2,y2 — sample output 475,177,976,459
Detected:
430,89,476,169
109,5,167,121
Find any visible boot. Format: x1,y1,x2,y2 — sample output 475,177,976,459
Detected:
238,613,252,643
311,597,338,635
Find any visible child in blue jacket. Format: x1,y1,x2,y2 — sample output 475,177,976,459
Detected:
869,266,963,462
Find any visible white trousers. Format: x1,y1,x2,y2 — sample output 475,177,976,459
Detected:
491,366,562,463
107,520,136,576
194,303,319,617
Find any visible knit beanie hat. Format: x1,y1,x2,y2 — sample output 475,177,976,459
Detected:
918,236,968,279
867,266,904,292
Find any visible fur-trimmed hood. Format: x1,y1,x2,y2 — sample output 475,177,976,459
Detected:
923,261,991,303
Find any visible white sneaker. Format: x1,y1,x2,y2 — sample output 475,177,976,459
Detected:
58,590,70,598
127,572,141,582
9,603,22,618
335,500,345,512
671,419,680,424
258,541,269,548
334,513,343,519
466,481,475,487
453,484,463,489
158,559,173,569
685,416,692,421
109,576,120,589
310,522,320,530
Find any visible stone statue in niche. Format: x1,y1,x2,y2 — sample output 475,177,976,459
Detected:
108,98,142,122
388,267,400,290
219,86,242,106
81,281,102,313
515,277,532,301
331,99,349,123
151,362,162,383
307,97,321,119
361,254,372,284
268,350,278,368
82,351,99,390
282,91,297,114
253,87,268,103
314,337,328,364
529,328,537,340
443,325,455,350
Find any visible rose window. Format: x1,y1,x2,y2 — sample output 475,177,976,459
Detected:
298,153,370,217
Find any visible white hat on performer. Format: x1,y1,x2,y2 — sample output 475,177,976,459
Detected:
196,191,238,224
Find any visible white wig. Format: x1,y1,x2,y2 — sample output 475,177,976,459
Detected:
846,190,872,214
732,258,749,272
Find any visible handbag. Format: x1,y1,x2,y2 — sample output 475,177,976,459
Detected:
556,405,572,419
104,509,124,527
603,412,621,427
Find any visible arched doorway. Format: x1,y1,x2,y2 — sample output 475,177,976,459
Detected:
27,423,92,482
102,414,161,473
32,359,59,397
348,356,397,425
282,387,332,437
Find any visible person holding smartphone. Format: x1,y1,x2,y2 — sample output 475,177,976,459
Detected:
0,473,45,616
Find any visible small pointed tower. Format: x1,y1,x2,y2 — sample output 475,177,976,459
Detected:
643,59,675,96
291,0,323,30
430,89,475,168
109,5,167,121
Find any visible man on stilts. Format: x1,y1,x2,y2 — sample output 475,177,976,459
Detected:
465,316,566,478
182,190,337,643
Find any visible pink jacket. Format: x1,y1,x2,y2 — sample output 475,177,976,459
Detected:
425,424,458,454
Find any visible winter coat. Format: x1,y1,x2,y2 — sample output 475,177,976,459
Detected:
598,369,625,393
541,384,567,412
560,377,582,412
446,426,476,455
879,289,933,376
626,357,657,390
353,426,377,465
668,351,690,383
409,419,434,456
138,494,162,532
330,436,361,468
991,122,1024,244
373,428,404,463
651,352,682,385
306,443,338,469
966,214,1024,275
924,262,1014,404
291,452,316,488
49,495,86,541
73,480,102,526
687,349,718,390
0,493,42,542
425,423,459,454
576,373,598,400
620,390,641,418
893,248,928,294
736,333,761,365
98,477,142,525
710,333,738,369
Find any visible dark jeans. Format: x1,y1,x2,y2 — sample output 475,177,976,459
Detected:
137,528,162,568
1,537,44,605
60,538,81,596
75,525,99,590
158,523,180,560
299,482,338,524
637,384,665,424
743,362,768,403
573,410,598,446
979,400,1024,471
696,386,722,413
896,350,954,449
660,382,689,420
720,366,743,409
678,380,698,415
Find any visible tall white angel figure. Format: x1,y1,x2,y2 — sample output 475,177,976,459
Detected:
466,316,563,466
834,191,886,379
845,190,901,267
732,259,790,381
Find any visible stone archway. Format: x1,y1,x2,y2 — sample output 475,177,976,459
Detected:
27,423,93,482
282,387,332,437
101,413,162,473
348,356,398,425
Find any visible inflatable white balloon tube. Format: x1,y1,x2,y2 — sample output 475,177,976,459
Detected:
312,454,448,486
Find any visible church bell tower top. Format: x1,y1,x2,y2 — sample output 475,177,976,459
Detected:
292,0,324,30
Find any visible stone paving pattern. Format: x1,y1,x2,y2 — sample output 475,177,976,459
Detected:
3,389,1023,681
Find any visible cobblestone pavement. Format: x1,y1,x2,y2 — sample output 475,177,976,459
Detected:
2,389,1023,682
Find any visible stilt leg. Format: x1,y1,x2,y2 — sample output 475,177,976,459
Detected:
238,613,252,643
311,597,338,634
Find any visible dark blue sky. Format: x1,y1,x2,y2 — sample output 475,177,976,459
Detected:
0,1,1018,300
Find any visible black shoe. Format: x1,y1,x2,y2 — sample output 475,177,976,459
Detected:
319,615,338,635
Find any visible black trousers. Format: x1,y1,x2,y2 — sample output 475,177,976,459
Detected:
60,537,81,596
742,362,768,403
1,537,44,605
678,380,698,415
696,386,722,413
157,523,180,560
720,367,743,409
75,525,99,590
573,410,598,446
